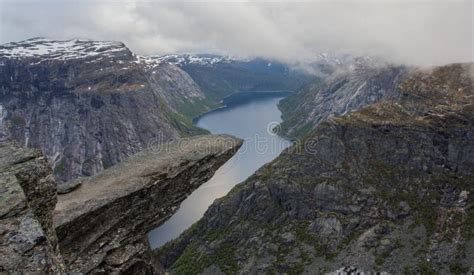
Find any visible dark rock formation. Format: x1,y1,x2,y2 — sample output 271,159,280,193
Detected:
0,38,210,184
53,134,242,273
278,61,408,139
157,63,473,274
0,142,64,273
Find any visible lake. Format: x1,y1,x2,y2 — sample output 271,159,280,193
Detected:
147,93,291,249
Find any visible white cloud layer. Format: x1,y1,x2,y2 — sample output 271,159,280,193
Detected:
0,0,472,66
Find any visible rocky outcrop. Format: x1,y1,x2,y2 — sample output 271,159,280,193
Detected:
157,63,473,274
278,61,408,139
54,134,242,273
0,142,64,273
0,38,210,184
0,134,241,273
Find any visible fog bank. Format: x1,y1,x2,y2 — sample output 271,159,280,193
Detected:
0,0,472,66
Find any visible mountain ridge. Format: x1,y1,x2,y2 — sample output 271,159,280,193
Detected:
156,62,474,274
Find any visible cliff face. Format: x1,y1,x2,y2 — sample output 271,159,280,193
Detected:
0,142,64,273
53,134,242,273
278,61,408,139
0,134,242,273
0,38,209,184
157,63,473,274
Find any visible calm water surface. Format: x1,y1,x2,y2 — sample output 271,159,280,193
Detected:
148,95,291,248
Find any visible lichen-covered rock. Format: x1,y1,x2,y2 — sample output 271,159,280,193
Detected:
0,142,64,273
54,134,242,273
157,63,473,274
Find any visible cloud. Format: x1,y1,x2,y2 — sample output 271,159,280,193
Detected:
0,0,472,66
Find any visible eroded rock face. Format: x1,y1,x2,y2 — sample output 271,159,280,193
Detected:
0,142,64,273
278,61,408,139
0,38,210,184
157,63,473,274
53,134,242,273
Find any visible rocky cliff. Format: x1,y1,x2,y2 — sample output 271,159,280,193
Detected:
0,142,64,273
157,63,473,274
0,134,242,273
54,134,242,273
278,61,408,139
0,38,210,184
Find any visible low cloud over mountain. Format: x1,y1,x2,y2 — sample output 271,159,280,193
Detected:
1,0,472,66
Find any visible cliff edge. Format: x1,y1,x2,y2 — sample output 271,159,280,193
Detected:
0,134,242,273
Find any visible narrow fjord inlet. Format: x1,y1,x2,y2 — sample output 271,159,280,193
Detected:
148,93,291,248
1,2,472,273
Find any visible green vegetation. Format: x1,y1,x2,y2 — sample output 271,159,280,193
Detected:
276,78,322,140
159,224,237,275
177,98,220,120
363,159,442,236
204,227,230,242
9,115,26,127
182,62,311,103
374,251,390,266
449,262,470,275
166,109,209,136
53,159,66,174
157,97,209,136
293,221,333,259
171,242,238,275
417,260,438,275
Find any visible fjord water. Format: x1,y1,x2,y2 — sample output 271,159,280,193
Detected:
148,94,291,248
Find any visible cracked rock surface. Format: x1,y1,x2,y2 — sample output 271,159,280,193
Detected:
0,142,64,273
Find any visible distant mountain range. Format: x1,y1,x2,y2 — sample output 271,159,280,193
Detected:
153,53,314,102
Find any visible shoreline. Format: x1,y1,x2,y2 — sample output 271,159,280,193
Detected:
192,90,292,124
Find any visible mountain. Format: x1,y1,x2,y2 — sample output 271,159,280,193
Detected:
157,63,474,274
278,60,409,139
0,38,210,183
156,54,314,102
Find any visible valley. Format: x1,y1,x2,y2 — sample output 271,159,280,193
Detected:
156,62,474,274
148,92,292,249
0,36,472,274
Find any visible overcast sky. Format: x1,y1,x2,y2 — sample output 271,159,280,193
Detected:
0,0,472,66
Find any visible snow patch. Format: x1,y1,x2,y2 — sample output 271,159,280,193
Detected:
0,38,127,61
135,55,164,70
156,54,236,66
343,81,367,114
0,105,7,123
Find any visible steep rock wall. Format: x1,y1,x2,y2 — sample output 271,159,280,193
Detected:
158,63,473,274
0,38,209,184
0,142,64,273
54,134,242,273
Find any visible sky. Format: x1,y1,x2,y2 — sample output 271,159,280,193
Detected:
0,0,472,66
